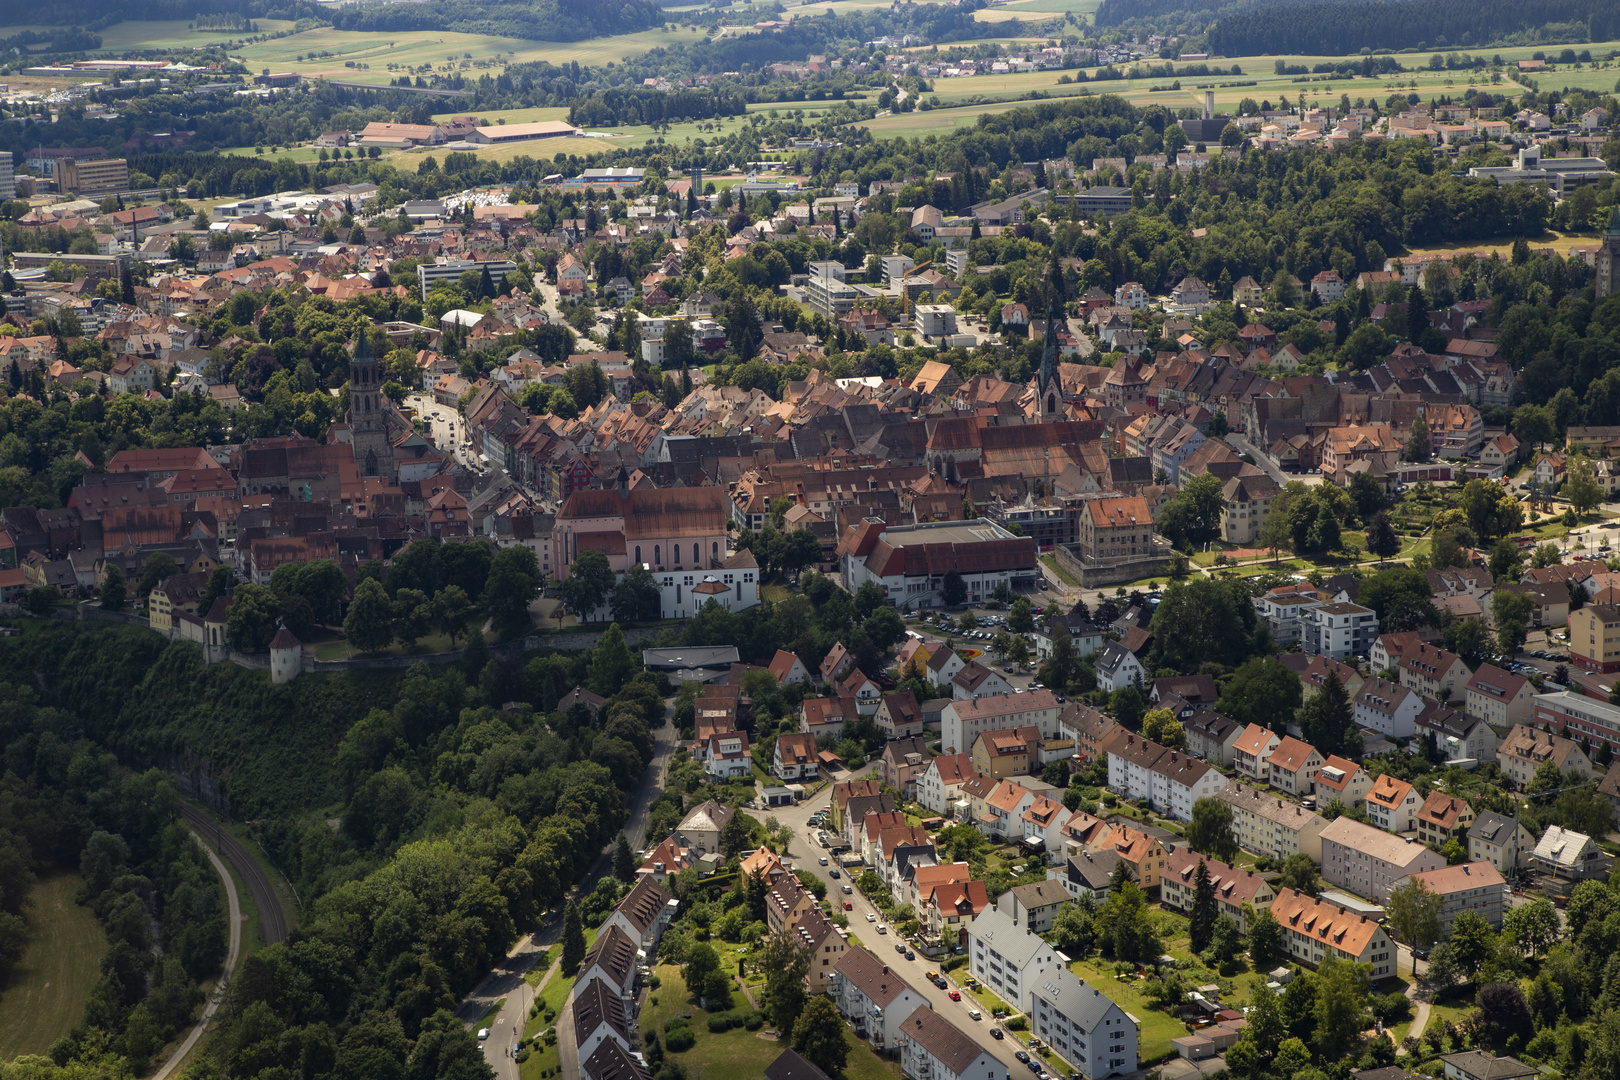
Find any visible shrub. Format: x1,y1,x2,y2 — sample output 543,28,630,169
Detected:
649,973,662,989
707,1014,735,1033
664,1026,696,1052
663,1017,692,1034
1006,1017,1029,1031
942,956,968,972
744,1010,765,1030
514,1048,530,1064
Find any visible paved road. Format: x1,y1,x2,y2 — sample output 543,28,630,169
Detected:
152,831,244,1080
465,708,680,1077
768,797,1034,1076
181,803,291,946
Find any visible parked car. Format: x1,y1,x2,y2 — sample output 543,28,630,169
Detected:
990,1028,1005,1040
949,990,962,1001
830,868,840,878
819,856,829,865
877,924,888,935
933,976,948,989
1016,1052,1031,1064
905,949,916,961
844,901,853,911
477,1029,490,1041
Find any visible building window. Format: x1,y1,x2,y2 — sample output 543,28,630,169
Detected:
654,544,661,564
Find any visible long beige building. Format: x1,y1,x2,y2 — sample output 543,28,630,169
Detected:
1213,781,1328,861
1319,816,1446,902
1271,887,1397,980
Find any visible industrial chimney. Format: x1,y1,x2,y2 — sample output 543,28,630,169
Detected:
1205,91,1215,120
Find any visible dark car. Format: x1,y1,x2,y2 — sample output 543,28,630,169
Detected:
990,1028,1005,1040
905,949,916,961
1027,1061,1043,1074
1016,1052,1031,1064
829,868,840,878
934,976,948,989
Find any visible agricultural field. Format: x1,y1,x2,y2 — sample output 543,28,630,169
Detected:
91,19,301,53
230,25,710,87
0,875,106,1059
974,0,1101,23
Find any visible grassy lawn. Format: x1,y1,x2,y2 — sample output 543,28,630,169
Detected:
643,966,899,1080
0,875,106,1057
1040,554,1080,587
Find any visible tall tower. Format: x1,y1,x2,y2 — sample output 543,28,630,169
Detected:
1598,209,1620,300
1036,295,1063,421
348,331,395,482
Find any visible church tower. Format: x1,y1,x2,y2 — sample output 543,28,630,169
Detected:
348,331,395,482
1598,209,1620,300
1036,295,1064,421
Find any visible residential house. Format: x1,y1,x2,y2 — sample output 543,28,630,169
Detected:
1439,1051,1536,1080
1266,737,1324,796
673,800,733,856
953,661,1015,700
881,736,933,798
919,877,990,950
972,727,1040,780
1232,724,1283,783
1028,970,1138,1079
1050,849,1126,900
1312,756,1372,810
1094,640,1147,692
1270,887,1397,979
1415,792,1476,850
1531,825,1613,895
1216,782,1329,861
774,733,820,781
1319,816,1446,902
1463,665,1536,728
828,946,932,1052
801,696,858,741
917,754,980,816
1353,678,1424,739
940,691,1063,758
1467,811,1535,878
999,881,1070,934
1103,824,1166,889
575,924,641,1016
1396,643,1471,703
1061,703,1124,764
1184,708,1245,767
599,876,674,955
895,1006,1001,1080
766,875,819,936
978,780,1036,841
1394,861,1506,932
1364,774,1422,834
966,905,1069,1012
769,649,812,686
1160,848,1275,932
1497,725,1593,789
876,692,926,740
1569,603,1620,672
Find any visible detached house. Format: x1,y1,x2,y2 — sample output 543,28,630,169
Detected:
1463,665,1534,727
1232,724,1282,782
774,732,820,781
1415,792,1475,848
1312,756,1372,810
917,753,980,816
1467,810,1536,877
1266,737,1324,796
1365,773,1422,833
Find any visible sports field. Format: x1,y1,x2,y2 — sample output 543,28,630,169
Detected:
0,875,105,1059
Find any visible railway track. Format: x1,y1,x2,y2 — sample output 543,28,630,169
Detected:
180,804,292,946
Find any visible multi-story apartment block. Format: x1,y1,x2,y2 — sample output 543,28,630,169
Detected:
1214,782,1328,862
1395,861,1506,931
1270,887,1396,979
1028,970,1138,1079
1319,816,1445,902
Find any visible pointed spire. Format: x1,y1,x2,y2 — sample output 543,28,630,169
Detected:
353,330,373,363
1608,207,1620,236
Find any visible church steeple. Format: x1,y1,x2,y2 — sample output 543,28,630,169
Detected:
1037,257,1065,420
348,328,395,482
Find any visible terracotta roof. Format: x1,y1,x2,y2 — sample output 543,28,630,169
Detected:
1266,736,1319,774
1417,791,1469,831
1400,860,1504,896
1313,755,1362,795
1368,773,1415,809
1271,886,1384,959
1165,847,1270,906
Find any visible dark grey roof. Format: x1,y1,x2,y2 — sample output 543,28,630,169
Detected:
580,1038,651,1080
764,1050,832,1080
641,646,740,669
1467,810,1520,843
1066,850,1124,890
1029,969,1128,1032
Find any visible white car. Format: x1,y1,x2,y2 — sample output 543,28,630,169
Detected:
877,924,888,934
477,1028,490,1041
819,856,829,865
866,912,876,922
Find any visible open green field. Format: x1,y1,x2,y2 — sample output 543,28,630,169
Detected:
92,19,301,53
0,875,106,1059
231,25,709,86
974,0,1101,23
643,965,900,1080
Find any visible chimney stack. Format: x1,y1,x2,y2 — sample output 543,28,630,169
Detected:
1205,90,1215,120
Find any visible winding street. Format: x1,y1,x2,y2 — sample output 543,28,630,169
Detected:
463,708,679,1080
151,828,244,1080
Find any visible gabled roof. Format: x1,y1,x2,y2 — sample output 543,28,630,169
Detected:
1164,847,1271,906
1266,736,1319,773
898,1005,989,1074
764,1049,833,1080
612,876,673,936
1416,791,1470,831
1400,860,1504,896
1367,773,1415,810
834,944,920,1007
1271,886,1384,959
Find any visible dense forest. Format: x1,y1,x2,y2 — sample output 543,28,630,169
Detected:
0,617,666,1080
0,660,229,1075
1206,0,1620,57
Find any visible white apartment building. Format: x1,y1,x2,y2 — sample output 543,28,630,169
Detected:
1319,816,1446,902
966,905,1067,1012
1214,781,1329,861
1028,970,1138,1079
